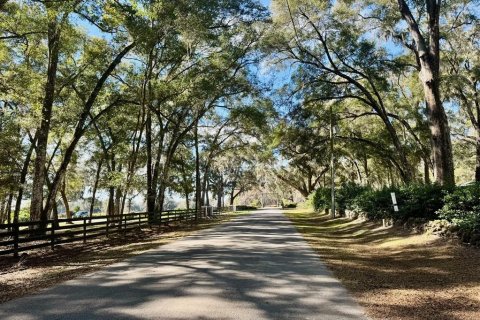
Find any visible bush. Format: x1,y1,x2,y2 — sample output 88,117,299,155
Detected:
396,184,446,220
438,183,480,243
351,184,446,221
1,208,31,223
336,182,369,212
312,187,331,212
311,182,480,245
350,187,395,220
235,205,257,211
281,201,297,209
310,183,447,221
249,199,261,208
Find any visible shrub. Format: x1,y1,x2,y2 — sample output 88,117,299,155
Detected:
312,183,448,221
298,196,313,209
396,184,446,221
347,183,446,221
350,187,395,220
235,205,257,211
438,183,480,243
249,199,261,208
282,202,297,209
1,208,30,223
336,182,369,212
311,182,480,244
311,187,331,212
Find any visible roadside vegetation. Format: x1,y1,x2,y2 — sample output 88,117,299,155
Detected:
286,209,480,320
311,182,480,245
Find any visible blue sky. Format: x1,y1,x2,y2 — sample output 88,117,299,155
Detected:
260,0,271,6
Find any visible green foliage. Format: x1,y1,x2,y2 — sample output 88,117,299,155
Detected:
235,205,257,211
281,199,297,208
350,187,395,220
312,187,331,212
312,182,479,244
18,208,30,223
250,199,261,207
398,184,447,220
438,183,480,242
351,184,447,221
336,183,369,211
313,183,447,221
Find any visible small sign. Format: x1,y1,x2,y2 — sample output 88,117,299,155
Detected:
391,192,399,212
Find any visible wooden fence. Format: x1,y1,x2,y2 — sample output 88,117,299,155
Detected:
0,206,231,257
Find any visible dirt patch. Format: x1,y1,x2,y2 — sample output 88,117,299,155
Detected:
0,213,242,304
285,210,480,320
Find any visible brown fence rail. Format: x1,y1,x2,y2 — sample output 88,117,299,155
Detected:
0,206,232,257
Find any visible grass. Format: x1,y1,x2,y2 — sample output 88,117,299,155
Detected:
0,211,248,304
285,209,480,320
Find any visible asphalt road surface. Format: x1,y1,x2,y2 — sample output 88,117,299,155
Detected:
0,209,367,320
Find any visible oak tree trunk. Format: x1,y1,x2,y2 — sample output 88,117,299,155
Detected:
217,174,223,210
30,19,60,226
424,157,431,184
146,109,155,216
185,192,190,210
0,198,5,225
398,0,455,185
476,122,480,182
194,124,201,220
41,43,135,219
424,83,455,185
89,158,103,219
60,178,71,221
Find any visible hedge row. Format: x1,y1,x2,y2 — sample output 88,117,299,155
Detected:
311,182,480,244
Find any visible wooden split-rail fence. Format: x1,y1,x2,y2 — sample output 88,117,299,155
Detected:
0,206,233,257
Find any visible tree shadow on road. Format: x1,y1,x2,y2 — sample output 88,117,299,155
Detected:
0,211,366,320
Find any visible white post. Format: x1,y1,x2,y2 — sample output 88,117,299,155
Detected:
390,192,399,212
385,192,399,227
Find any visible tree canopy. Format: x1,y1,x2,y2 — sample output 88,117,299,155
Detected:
0,0,479,227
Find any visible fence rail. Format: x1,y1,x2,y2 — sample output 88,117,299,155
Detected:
0,206,232,257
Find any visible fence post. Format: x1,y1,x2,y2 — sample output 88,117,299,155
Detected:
50,222,55,250
83,218,87,244
106,217,109,238
13,223,19,258
138,213,141,228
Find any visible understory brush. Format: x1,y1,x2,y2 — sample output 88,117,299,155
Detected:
310,182,479,245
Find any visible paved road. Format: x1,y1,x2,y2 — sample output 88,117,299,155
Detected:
0,209,367,320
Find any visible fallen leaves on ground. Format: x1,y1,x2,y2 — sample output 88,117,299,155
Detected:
286,210,480,320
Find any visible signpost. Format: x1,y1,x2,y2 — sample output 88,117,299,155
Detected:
390,192,399,212
384,192,399,227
